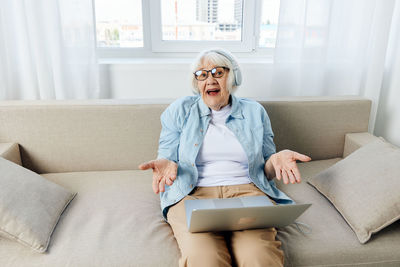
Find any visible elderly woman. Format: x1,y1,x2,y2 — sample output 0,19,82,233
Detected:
139,48,311,267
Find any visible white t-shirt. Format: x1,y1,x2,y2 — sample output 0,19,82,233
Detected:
195,104,252,187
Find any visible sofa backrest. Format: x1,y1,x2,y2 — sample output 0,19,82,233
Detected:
0,96,371,174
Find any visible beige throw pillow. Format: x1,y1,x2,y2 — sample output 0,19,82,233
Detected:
0,157,76,253
308,139,400,244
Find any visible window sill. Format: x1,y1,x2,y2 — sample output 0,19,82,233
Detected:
98,56,273,65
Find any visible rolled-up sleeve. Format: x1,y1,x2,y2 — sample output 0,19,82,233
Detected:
157,104,181,163
262,108,276,162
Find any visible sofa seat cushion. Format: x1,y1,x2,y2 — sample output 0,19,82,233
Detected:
0,160,399,267
276,158,400,267
0,170,179,267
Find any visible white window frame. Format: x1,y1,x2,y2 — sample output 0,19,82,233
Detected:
149,0,256,52
95,0,274,59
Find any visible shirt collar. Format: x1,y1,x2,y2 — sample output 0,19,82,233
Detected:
229,94,244,119
198,94,243,119
198,95,211,117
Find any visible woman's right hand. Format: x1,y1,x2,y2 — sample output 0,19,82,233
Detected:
138,159,178,194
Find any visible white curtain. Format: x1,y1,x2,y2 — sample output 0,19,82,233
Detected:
272,0,397,132
374,0,400,145
0,0,99,100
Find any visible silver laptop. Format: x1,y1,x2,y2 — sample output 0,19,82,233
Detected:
184,196,311,233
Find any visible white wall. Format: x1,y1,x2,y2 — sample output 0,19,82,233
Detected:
101,60,277,101
100,59,362,100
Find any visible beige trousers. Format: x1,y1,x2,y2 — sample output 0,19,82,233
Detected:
167,183,284,267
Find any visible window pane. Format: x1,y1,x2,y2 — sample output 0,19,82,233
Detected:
161,0,243,41
95,0,143,47
259,0,280,48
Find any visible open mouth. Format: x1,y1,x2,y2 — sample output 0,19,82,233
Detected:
206,89,220,96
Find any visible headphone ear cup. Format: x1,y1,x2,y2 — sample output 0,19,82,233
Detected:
233,68,242,86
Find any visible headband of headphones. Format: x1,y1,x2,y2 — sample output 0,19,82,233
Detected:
207,49,242,86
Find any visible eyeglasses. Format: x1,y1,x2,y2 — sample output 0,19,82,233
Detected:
193,66,229,81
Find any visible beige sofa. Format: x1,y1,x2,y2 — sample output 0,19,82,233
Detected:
0,96,399,267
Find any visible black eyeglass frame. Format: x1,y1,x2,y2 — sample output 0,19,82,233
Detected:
193,66,229,81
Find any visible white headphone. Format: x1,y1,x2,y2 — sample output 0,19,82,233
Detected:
208,49,242,86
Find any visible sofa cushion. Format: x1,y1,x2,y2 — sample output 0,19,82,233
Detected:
275,158,400,267
0,142,22,166
0,161,399,267
307,139,400,244
0,170,179,267
0,97,370,173
0,157,76,253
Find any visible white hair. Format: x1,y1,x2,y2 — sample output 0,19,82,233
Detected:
190,49,238,94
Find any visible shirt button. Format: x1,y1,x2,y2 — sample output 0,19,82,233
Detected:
192,163,195,167
200,129,203,132
194,143,198,146
190,184,193,188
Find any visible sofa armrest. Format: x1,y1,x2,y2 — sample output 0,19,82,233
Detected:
0,143,23,166
343,132,383,158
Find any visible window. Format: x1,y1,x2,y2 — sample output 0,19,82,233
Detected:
259,0,280,48
160,0,242,41
94,0,143,48
149,0,254,52
94,0,281,57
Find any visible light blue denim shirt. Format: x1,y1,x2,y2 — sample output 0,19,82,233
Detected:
158,94,295,220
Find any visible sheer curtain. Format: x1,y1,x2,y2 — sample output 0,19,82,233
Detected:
374,0,400,145
0,0,99,100
271,0,397,132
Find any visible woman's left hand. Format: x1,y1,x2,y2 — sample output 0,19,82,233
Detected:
265,150,312,184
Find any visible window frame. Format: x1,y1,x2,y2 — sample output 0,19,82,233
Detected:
95,0,275,59
149,0,256,52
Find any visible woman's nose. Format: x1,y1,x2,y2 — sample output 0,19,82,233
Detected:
206,74,217,84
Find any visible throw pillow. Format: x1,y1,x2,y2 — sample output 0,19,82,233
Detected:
307,139,400,243
0,157,76,253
